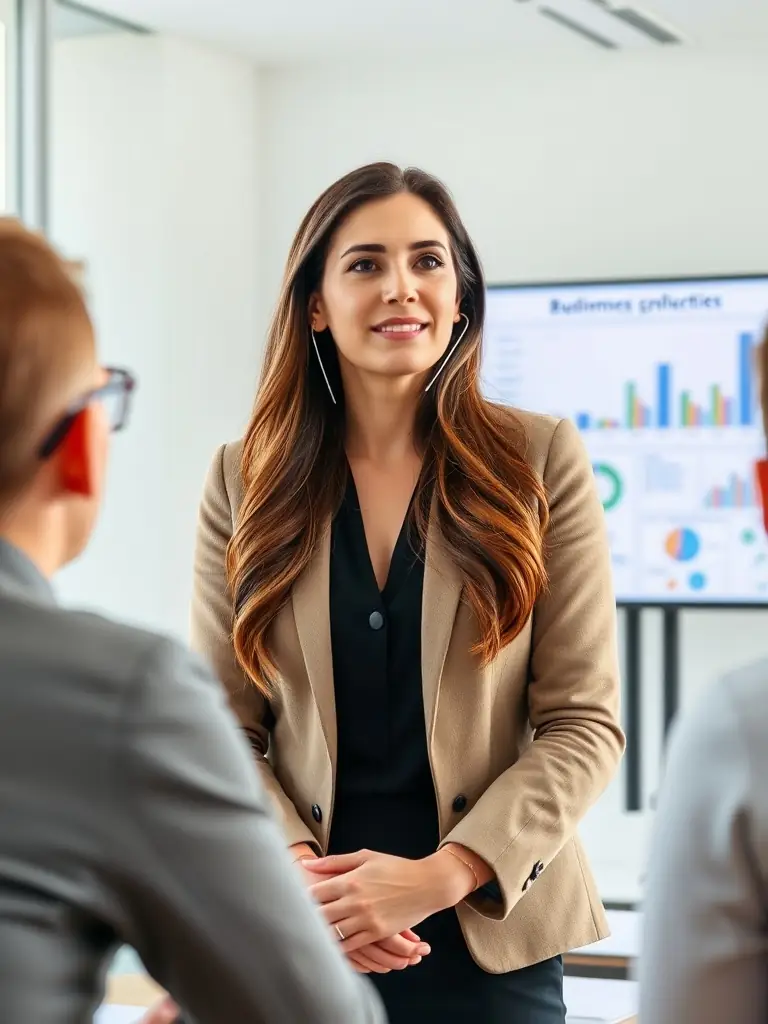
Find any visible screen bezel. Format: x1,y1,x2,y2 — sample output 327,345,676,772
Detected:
485,272,768,610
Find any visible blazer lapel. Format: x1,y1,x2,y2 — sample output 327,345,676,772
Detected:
421,507,463,748
292,525,337,769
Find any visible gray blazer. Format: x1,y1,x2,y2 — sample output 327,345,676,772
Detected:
0,538,385,1024
639,662,768,1023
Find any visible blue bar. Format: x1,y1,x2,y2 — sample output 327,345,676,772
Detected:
739,333,752,426
576,412,591,430
657,363,671,428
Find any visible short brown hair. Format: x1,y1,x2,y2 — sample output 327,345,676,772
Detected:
0,219,95,505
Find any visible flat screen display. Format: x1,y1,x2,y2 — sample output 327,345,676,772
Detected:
482,276,768,605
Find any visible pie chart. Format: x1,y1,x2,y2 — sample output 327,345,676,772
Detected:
665,527,700,562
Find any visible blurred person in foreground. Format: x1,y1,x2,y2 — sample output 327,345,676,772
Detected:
638,323,768,1022
190,162,625,1024
0,219,386,1024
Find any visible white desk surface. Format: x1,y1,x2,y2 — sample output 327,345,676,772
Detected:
97,1009,144,1024
571,908,642,960
565,976,638,1022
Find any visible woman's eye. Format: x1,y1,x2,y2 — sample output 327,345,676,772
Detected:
349,258,378,273
417,253,445,270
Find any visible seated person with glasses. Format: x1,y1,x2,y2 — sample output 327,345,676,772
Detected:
0,219,387,1024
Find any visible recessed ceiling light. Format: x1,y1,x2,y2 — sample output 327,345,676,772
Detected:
537,0,684,49
611,6,682,44
539,6,617,48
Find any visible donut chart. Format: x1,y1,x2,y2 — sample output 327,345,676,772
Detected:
593,462,623,512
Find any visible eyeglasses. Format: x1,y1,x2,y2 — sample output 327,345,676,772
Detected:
38,366,137,459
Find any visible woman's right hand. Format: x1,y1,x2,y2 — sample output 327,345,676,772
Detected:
347,928,430,974
290,844,430,974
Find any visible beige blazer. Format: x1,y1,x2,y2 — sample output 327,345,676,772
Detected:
190,407,625,975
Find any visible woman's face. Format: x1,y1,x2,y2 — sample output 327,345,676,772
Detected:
311,193,461,384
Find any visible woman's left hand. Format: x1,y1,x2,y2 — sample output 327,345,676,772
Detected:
304,849,468,953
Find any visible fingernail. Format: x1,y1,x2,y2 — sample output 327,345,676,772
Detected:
411,956,422,965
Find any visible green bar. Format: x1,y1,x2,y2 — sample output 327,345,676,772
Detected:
710,384,719,426
626,382,637,428
681,391,690,426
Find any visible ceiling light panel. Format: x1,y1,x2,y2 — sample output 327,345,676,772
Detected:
539,0,685,48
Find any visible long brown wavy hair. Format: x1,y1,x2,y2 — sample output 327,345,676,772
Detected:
228,162,550,694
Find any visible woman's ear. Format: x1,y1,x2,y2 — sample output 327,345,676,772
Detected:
309,295,328,333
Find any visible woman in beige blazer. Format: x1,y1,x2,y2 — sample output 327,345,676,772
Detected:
191,162,625,1024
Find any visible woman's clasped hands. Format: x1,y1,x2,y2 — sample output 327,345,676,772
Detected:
301,847,476,974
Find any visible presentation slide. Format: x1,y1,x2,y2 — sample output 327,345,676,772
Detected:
482,277,768,604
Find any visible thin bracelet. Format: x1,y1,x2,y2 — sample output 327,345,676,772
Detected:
443,846,480,892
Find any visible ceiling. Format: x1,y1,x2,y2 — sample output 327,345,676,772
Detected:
53,2,148,39
73,0,768,61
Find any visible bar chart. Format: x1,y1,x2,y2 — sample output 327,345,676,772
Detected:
704,469,759,509
574,333,755,431
484,275,768,603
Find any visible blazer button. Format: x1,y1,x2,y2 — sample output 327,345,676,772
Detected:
452,794,467,813
369,610,384,630
311,804,323,823
523,860,544,891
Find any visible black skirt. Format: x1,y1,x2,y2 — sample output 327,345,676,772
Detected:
329,793,566,1024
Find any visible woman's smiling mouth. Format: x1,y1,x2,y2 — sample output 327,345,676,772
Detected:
372,318,428,340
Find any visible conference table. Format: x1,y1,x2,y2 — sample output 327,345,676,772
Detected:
566,908,642,977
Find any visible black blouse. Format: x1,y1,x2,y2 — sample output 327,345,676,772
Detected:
329,470,435,811
324,467,565,1024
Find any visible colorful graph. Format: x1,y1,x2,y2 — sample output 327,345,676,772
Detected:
704,469,759,508
593,462,624,511
689,572,707,591
665,527,700,562
574,332,755,430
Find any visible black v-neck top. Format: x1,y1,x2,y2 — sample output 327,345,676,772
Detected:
329,470,435,809
325,469,565,1022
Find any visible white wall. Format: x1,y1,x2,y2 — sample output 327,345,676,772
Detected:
259,49,768,901
50,33,261,640
0,20,6,211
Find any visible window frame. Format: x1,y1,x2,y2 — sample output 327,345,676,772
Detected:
0,0,18,213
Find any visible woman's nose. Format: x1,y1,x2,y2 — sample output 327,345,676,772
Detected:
383,268,418,304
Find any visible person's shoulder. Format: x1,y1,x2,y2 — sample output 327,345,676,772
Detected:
220,437,244,477
2,600,206,723
678,661,768,734
202,437,245,515
198,436,243,524
483,402,573,473
658,661,768,879
58,606,198,686
666,661,768,784
719,659,768,765
722,657,768,710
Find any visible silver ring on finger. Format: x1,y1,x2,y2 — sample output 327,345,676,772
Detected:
335,924,345,941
